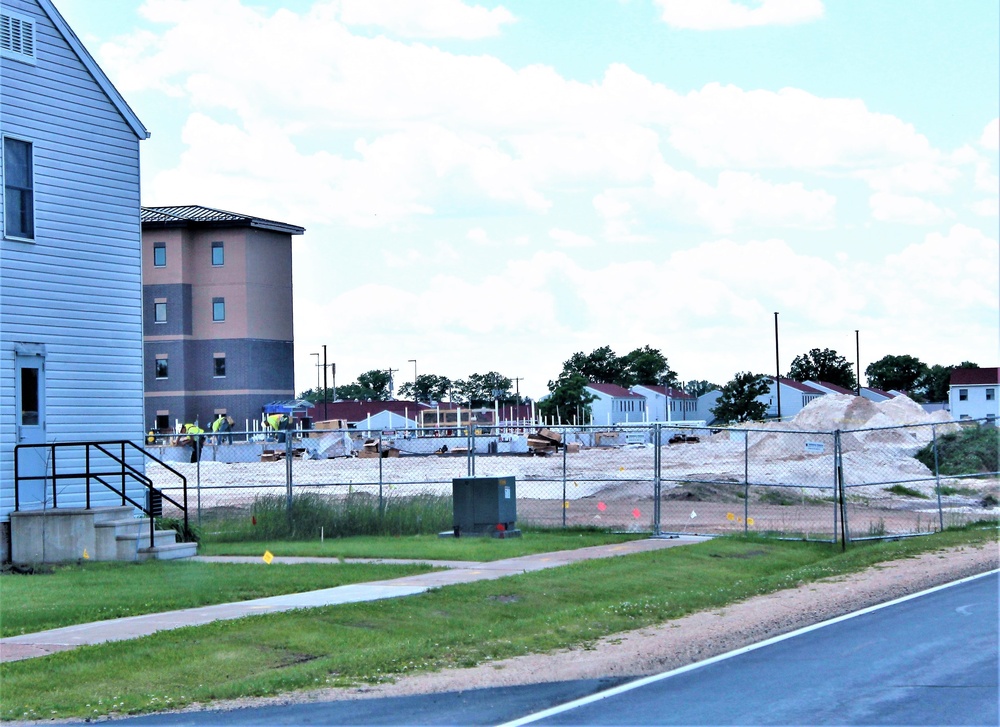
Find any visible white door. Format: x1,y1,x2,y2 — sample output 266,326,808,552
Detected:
15,352,47,508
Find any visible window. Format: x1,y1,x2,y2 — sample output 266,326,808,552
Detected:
153,242,166,267
212,298,225,322
959,389,968,401
211,241,224,266
155,357,168,379
154,301,167,323
155,413,170,430
1,12,35,63
3,137,33,239
987,388,995,401
214,354,226,378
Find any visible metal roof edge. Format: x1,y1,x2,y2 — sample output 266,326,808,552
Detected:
37,0,150,140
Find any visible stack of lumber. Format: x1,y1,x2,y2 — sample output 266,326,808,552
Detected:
527,428,562,455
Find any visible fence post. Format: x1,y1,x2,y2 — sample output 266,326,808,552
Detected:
653,424,661,536
835,430,848,550
196,440,202,526
744,429,750,535
932,423,944,532
378,430,384,513
562,432,568,528
285,430,293,516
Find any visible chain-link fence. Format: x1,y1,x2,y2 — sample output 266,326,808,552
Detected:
143,419,999,544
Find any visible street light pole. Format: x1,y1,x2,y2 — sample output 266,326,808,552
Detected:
774,312,781,420
322,344,328,421
855,330,861,395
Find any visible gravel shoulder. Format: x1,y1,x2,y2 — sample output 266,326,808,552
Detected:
176,540,998,714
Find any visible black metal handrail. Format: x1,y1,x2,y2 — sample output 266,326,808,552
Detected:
13,440,188,549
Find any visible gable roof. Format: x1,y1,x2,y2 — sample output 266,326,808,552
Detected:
633,384,695,400
37,0,148,139
587,382,645,399
141,206,305,235
950,367,999,386
810,381,856,395
309,400,428,424
769,377,823,394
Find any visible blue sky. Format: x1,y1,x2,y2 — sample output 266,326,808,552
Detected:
57,0,999,399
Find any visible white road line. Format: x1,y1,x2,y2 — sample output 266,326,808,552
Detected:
500,569,1000,727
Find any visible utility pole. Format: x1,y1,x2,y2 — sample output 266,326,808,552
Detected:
322,345,329,421
512,377,523,404
385,368,399,399
311,352,320,392
774,312,781,420
408,359,417,404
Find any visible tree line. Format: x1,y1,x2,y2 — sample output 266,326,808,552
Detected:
298,346,978,425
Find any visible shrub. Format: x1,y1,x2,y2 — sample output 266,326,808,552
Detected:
884,485,929,499
915,425,999,475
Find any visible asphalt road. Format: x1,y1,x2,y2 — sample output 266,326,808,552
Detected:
511,570,999,726
96,571,998,726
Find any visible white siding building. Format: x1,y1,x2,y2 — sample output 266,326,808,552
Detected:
586,383,647,425
0,0,148,559
949,367,999,423
631,385,697,422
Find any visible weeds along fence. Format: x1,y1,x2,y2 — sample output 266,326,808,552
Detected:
143,419,999,544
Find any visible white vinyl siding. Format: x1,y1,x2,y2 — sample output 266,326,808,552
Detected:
1,0,146,520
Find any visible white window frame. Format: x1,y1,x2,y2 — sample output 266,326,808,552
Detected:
2,135,35,241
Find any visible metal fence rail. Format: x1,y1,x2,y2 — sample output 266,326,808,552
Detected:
141,418,999,545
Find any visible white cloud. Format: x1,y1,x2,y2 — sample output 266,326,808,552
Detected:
855,162,959,195
654,0,824,30
869,193,950,225
667,84,936,169
337,0,516,39
548,228,595,248
970,198,999,217
980,118,999,151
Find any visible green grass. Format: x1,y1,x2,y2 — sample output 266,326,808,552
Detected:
199,530,644,561
203,492,453,541
2,526,995,721
938,485,980,497
915,425,999,475
0,560,434,638
884,484,930,499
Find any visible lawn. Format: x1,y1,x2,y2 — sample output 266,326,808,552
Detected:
199,529,644,560
2,525,995,722
0,560,435,637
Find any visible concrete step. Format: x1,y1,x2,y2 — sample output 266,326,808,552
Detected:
137,542,198,561
91,506,136,524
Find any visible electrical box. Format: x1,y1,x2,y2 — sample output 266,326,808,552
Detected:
451,476,520,538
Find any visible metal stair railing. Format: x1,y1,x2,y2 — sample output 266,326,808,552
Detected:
13,440,189,550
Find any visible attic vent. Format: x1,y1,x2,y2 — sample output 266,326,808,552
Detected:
1,12,36,63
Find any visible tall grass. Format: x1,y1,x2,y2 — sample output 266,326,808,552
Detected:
204,492,453,542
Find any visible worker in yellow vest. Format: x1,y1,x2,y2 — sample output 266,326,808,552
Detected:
180,423,204,462
265,413,290,443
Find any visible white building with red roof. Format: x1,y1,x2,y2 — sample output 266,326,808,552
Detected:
585,383,647,425
949,367,999,423
631,385,697,422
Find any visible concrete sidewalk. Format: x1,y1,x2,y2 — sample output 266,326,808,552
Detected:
0,537,705,663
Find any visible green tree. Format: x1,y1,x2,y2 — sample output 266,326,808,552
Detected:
297,387,336,403
682,380,718,397
454,372,513,407
711,372,771,424
335,370,393,401
562,345,628,386
397,374,452,404
537,372,597,424
621,345,678,387
788,348,857,390
918,361,978,402
864,355,928,395
562,345,676,388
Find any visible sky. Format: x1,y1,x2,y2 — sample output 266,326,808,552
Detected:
56,0,999,400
